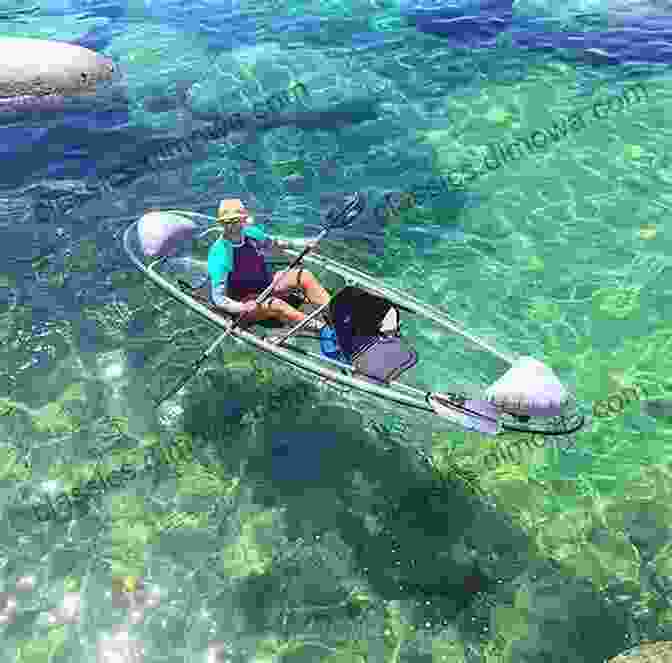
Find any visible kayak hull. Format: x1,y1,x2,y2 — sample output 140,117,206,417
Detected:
122,216,585,437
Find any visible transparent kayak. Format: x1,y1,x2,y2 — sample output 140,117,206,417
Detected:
122,211,585,437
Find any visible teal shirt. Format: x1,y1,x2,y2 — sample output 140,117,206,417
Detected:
207,224,269,290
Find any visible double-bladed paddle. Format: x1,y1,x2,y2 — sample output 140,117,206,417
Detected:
155,192,366,407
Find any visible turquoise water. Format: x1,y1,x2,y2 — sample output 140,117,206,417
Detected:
2,1,672,661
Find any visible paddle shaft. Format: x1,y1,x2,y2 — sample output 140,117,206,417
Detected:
155,228,328,405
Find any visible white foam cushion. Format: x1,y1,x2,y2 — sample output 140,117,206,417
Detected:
137,211,197,257
380,307,398,333
484,356,568,417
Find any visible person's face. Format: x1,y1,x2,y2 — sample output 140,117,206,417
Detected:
220,218,242,235
229,211,251,229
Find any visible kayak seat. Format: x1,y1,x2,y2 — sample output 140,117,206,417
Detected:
330,286,418,384
352,335,418,384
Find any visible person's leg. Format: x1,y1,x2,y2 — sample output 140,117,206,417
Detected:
241,296,306,325
264,297,307,323
273,268,330,306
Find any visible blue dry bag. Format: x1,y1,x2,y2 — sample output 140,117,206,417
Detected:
320,325,347,362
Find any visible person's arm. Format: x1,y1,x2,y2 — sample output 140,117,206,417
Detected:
211,272,259,316
208,239,246,314
210,280,247,314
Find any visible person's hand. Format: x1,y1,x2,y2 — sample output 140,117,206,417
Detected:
240,300,259,316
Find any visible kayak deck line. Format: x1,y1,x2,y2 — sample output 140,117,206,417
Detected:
122,215,586,437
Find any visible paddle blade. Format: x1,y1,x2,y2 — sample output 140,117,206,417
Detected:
428,392,500,435
325,192,366,230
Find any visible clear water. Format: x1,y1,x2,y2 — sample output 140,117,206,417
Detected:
1,1,672,661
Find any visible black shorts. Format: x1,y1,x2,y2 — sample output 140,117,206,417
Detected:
236,268,306,307
239,287,306,309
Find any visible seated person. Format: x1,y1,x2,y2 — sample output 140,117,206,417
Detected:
207,198,331,329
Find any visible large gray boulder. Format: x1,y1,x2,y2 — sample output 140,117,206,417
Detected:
0,37,118,102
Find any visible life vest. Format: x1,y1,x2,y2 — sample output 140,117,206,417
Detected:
227,237,272,300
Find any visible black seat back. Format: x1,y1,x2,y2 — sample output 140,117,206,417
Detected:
330,286,398,358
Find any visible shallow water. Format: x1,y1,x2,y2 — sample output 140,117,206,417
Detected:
1,1,672,661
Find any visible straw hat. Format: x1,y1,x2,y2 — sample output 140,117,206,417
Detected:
217,198,248,224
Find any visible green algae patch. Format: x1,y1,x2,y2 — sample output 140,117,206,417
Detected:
251,635,368,663
605,497,672,537
253,636,341,662
32,401,81,434
16,626,66,663
320,640,369,663
217,507,284,580
109,269,145,289
64,239,98,273
527,297,562,323
590,532,640,585
485,464,545,514
537,507,592,551
106,495,155,577
532,490,644,592
428,430,485,496
59,382,85,404
82,301,135,344
47,271,66,288
0,398,18,416
272,159,305,178
541,499,640,590
152,510,209,537
52,383,87,429
63,575,81,593
592,286,641,320
176,461,240,499
421,62,582,182
623,143,644,160
105,414,133,440
0,445,30,481
431,628,467,662
485,105,515,129
104,428,195,474
220,348,257,372
524,255,545,272
380,600,418,663
0,273,15,289
489,602,530,660
46,457,109,494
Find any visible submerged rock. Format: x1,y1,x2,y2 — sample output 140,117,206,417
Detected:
608,641,672,662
